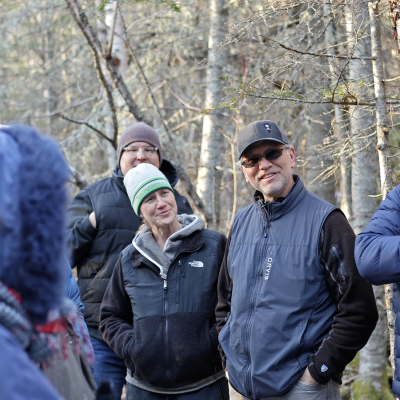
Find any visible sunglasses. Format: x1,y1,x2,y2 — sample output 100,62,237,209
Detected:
240,148,285,168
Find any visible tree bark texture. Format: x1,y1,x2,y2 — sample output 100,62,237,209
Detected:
346,1,378,235
369,0,396,377
104,1,128,169
354,285,393,398
346,1,388,395
304,105,336,205
324,0,352,220
196,0,228,229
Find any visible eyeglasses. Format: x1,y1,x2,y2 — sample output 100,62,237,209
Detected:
122,146,158,158
240,148,285,168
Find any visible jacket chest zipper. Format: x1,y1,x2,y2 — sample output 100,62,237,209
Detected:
244,204,271,398
163,278,170,386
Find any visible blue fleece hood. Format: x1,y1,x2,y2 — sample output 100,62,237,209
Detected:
0,125,69,323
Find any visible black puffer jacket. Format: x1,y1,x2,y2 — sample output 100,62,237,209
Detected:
99,217,226,393
67,160,192,340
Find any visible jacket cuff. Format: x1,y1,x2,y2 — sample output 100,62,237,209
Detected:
308,358,330,385
82,215,97,237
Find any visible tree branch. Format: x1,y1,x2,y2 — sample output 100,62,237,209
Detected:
59,114,116,148
240,92,400,106
64,0,118,146
106,1,118,58
68,164,89,189
263,35,376,60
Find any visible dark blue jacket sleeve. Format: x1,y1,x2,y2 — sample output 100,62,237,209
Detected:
63,257,92,347
355,185,400,285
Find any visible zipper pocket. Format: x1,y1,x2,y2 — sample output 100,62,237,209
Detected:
163,278,170,386
176,260,185,304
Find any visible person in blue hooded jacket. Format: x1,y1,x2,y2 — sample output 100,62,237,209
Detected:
355,184,400,397
0,125,68,400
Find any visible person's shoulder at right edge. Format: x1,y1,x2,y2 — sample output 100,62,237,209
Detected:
355,184,400,285
354,184,400,397
307,209,378,384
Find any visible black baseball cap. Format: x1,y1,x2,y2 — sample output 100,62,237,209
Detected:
237,120,289,159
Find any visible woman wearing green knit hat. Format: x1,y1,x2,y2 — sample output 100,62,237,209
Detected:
100,162,229,400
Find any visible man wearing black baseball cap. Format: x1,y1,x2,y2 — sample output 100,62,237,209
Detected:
216,121,378,400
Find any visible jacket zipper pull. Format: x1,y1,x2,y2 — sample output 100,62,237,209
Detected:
178,260,185,277
163,279,168,298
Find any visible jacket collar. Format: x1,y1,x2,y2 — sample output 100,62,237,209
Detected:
254,175,306,221
130,230,204,276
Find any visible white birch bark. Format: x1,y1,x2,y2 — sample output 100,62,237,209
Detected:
324,0,352,219
346,1,377,235
104,2,128,169
346,1,387,394
196,0,228,229
369,0,396,379
96,1,128,170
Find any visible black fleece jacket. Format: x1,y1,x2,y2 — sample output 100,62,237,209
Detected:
100,229,226,391
216,208,378,385
67,160,192,340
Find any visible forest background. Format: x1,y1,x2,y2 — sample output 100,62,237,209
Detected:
1,0,400,398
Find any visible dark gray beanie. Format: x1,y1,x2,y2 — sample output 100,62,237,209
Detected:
117,122,162,167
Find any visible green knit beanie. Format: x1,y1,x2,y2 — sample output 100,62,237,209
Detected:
124,163,173,215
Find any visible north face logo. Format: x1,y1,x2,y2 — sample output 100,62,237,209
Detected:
189,261,203,268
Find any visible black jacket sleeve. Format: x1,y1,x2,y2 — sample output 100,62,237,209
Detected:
209,234,227,358
99,253,134,360
308,210,379,384
66,188,97,268
215,232,232,367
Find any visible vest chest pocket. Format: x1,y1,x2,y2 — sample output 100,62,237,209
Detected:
259,247,322,301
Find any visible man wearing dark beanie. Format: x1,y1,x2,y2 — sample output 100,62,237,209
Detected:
66,122,192,399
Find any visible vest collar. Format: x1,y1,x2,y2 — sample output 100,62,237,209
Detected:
254,175,306,220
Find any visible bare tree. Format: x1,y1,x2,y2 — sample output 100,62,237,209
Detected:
196,0,228,229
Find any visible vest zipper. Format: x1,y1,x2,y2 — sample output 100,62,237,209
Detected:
163,278,170,386
263,203,271,238
244,202,271,397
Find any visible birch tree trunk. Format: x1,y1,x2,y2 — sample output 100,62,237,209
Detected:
196,0,228,230
324,0,352,220
103,1,128,169
369,0,397,388
347,1,392,397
